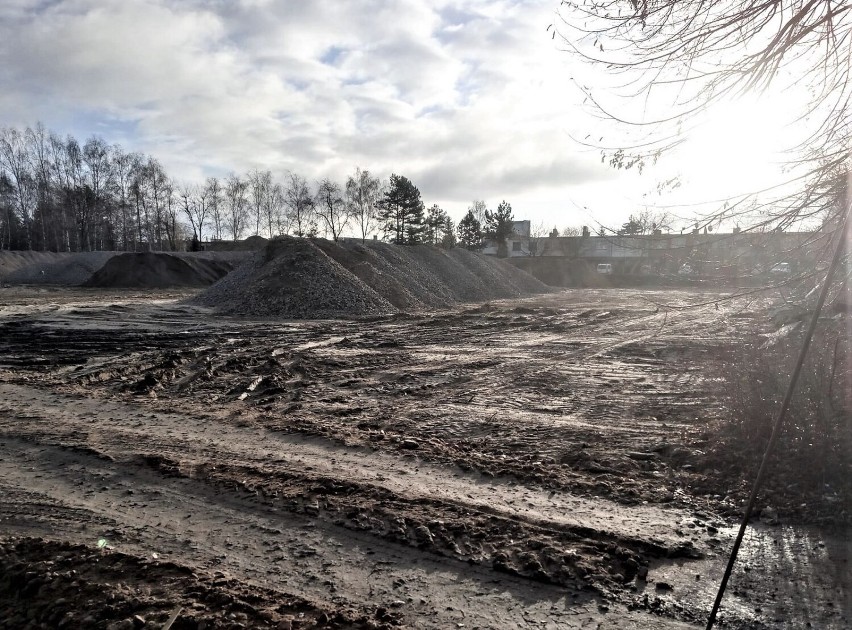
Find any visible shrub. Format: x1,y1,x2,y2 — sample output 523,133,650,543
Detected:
705,316,850,524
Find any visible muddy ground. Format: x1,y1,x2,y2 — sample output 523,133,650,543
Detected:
0,285,848,629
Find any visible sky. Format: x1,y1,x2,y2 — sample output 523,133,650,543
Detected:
0,0,801,233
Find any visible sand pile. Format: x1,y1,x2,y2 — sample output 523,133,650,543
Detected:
193,236,550,318
83,252,236,288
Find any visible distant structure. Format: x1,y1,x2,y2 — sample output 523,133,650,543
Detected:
481,220,532,257
484,220,832,277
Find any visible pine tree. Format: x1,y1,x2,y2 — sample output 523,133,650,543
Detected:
456,209,483,250
484,200,514,257
425,204,450,245
379,174,425,244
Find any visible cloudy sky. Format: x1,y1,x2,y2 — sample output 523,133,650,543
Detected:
0,0,795,232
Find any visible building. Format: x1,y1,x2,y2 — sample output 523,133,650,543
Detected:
508,224,833,286
481,220,532,257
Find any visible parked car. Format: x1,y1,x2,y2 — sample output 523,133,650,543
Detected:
596,263,612,274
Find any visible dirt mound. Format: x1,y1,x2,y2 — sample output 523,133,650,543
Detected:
194,237,551,318
192,237,396,318
84,253,235,288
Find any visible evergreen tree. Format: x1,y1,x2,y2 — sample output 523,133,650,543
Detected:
617,214,644,235
484,200,514,257
379,174,425,244
424,204,450,245
441,215,456,249
456,209,483,250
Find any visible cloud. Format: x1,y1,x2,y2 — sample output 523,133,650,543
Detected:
413,152,612,202
0,0,634,226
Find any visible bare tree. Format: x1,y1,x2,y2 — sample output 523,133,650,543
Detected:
0,127,36,249
47,132,72,250
0,172,15,250
224,173,249,241
149,159,170,250
555,1,852,231
82,136,113,250
530,221,551,239
247,169,272,237
345,167,381,241
561,226,582,237
25,122,53,249
468,199,488,226
637,209,672,234
283,172,315,237
205,177,224,241
315,178,348,241
180,183,209,245
64,137,91,250
265,181,286,237
162,177,181,250
111,145,142,251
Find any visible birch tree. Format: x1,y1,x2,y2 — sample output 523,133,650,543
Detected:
283,172,315,237
345,167,381,241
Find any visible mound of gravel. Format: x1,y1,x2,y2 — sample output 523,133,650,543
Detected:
191,237,396,318
193,236,551,319
83,252,236,288
10,251,116,285
313,240,457,309
446,247,548,297
1,251,59,282
315,239,550,309
1,251,114,285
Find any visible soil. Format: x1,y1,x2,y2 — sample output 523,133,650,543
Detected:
0,285,849,629
83,253,238,289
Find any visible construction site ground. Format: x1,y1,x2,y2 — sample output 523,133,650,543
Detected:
0,285,848,629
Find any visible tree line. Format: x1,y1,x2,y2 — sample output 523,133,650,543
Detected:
0,122,521,254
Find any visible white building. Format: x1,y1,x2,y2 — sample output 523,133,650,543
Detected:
482,220,532,257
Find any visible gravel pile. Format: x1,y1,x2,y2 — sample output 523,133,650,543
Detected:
1,250,250,286
14,251,115,285
1,251,112,285
193,236,550,318
314,240,457,309
317,240,550,308
83,252,237,288
191,236,396,318
0,251,58,281
447,247,549,297
182,250,254,264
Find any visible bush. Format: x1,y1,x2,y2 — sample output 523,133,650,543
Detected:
704,316,850,524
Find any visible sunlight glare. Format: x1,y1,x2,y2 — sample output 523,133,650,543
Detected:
673,95,799,200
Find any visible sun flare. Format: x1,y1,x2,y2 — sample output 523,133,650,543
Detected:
673,95,805,201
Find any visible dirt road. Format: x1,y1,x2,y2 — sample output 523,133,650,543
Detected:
0,287,848,629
